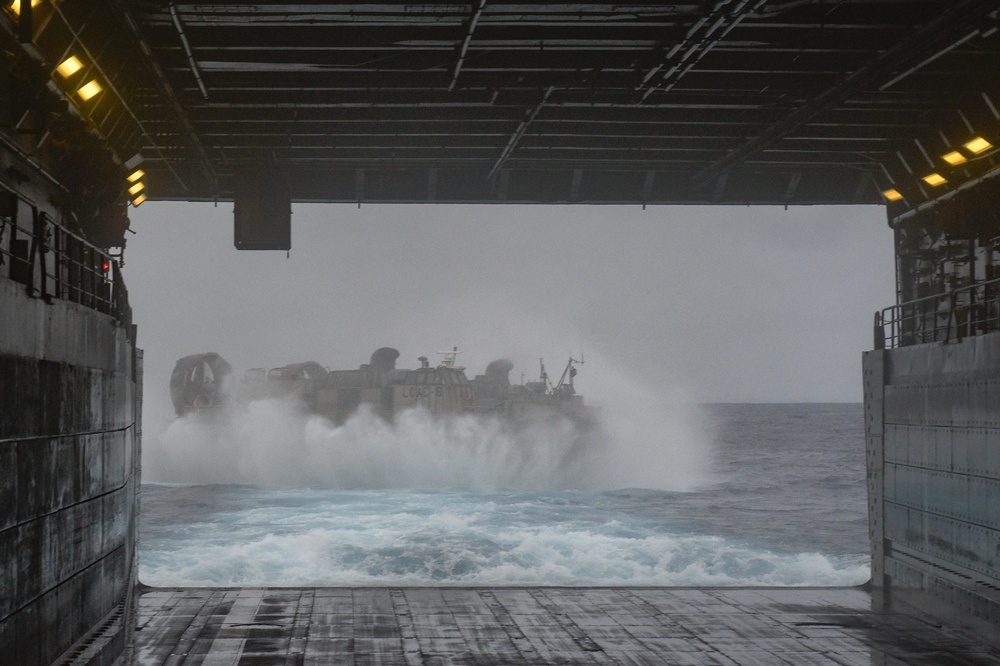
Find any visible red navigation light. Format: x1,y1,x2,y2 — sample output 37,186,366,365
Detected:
102,260,110,272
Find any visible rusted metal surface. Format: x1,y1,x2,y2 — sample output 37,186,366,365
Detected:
134,586,1000,665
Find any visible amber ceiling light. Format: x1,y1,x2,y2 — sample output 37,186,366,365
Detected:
941,151,967,166
56,56,83,78
76,80,102,101
964,137,993,154
9,0,41,16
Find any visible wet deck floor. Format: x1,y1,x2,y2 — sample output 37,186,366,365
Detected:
135,587,1000,665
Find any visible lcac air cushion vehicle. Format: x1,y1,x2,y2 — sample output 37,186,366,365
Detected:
170,347,595,426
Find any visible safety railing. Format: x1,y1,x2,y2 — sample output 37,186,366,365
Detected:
875,277,1000,349
0,196,132,336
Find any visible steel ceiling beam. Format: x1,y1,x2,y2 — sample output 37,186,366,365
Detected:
639,0,767,101
690,0,998,187
488,85,555,179
169,2,209,100
107,0,219,195
449,0,488,91
25,0,993,205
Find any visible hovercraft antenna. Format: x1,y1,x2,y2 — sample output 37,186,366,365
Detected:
437,346,464,370
554,355,584,394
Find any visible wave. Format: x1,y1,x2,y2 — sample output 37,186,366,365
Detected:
140,504,867,588
139,487,869,588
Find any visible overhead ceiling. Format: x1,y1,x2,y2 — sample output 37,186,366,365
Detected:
8,1,1000,207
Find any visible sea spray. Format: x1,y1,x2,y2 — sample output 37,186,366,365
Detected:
139,404,870,588
143,382,712,491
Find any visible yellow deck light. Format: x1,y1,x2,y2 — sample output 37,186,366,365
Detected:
127,168,145,183
77,80,102,101
922,173,947,186
941,151,967,166
131,193,146,207
964,137,993,154
128,181,145,196
881,188,903,202
56,56,83,78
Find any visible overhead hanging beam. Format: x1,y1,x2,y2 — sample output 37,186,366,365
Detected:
169,2,209,100
639,0,766,101
107,0,219,195
488,86,554,180
449,0,487,92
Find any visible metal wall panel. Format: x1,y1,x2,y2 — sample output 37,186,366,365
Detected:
872,333,1000,639
863,350,886,589
0,277,141,665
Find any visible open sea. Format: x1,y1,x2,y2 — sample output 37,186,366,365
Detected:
139,403,869,588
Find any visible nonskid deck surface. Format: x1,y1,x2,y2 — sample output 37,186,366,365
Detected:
135,586,999,665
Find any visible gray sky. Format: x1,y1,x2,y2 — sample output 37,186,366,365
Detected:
124,202,893,414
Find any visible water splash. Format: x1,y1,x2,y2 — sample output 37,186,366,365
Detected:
143,385,711,492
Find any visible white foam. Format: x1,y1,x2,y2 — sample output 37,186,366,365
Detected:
139,488,868,587
143,379,712,492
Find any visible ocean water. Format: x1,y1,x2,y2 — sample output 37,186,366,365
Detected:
139,403,869,587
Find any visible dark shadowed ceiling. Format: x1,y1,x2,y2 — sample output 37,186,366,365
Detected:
8,1,1000,207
